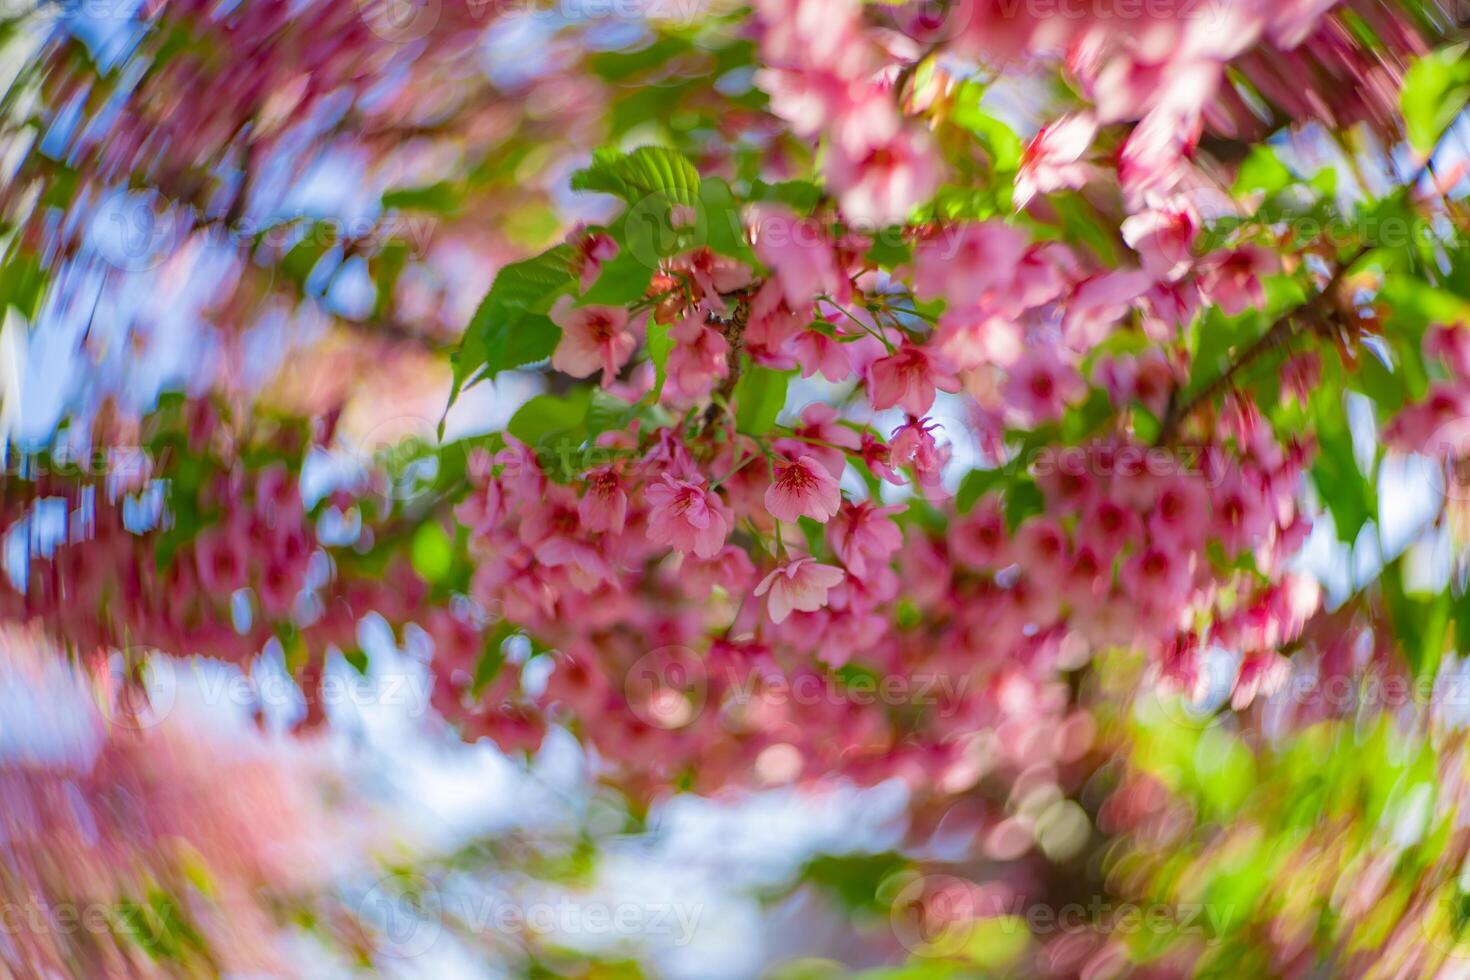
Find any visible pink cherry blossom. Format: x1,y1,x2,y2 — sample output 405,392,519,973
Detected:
753,207,846,308
645,475,730,558
790,328,852,382
1015,113,1100,207
774,403,860,478
1004,350,1086,424
889,417,946,483
826,500,904,577
1202,244,1279,316
866,342,962,416
549,296,639,387
765,454,842,523
754,557,846,624
569,225,619,290
935,309,1025,370
579,467,628,534
824,115,940,227
910,222,1026,308
1121,196,1200,281
1062,270,1152,350
665,308,730,402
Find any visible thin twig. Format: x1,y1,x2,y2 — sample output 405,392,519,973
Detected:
1156,147,1444,446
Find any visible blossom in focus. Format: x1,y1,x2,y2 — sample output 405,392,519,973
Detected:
754,557,846,623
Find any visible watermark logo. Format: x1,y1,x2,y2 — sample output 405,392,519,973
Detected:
359,872,443,958
91,191,182,272
351,414,442,505
889,874,979,958
358,0,443,42
95,650,178,732
624,644,707,729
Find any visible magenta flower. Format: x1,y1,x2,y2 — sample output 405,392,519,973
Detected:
645,475,729,558
866,342,961,417
765,454,842,523
549,296,639,387
754,557,846,624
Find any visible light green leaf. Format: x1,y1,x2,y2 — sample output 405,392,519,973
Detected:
451,245,576,398
734,366,790,434
410,522,454,583
570,145,701,206
1401,45,1470,156
506,388,593,447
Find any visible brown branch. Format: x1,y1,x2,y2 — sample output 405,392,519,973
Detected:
1157,148,1444,446
700,293,752,434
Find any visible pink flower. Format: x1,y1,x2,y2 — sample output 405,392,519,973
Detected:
1013,517,1070,580
645,475,729,558
1015,112,1099,207
1141,280,1201,339
1004,350,1086,424
549,296,639,387
790,329,851,382
665,308,730,402
824,110,940,226
1121,196,1199,282
951,497,1007,569
569,225,619,290
1212,473,1269,556
680,248,754,311
1121,545,1191,602
1063,270,1152,350
1078,494,1141,560
1426,324,1470,380
744,278,809,356
1147,478,1209,552
866,342,961,416
753,206,846,308
860,431,905,485
754,557,846,624
889,417,946,482
910,222,1026,308
1202,244,1278,316
936,309,1024,370
578,467,627,534
774,403,860,478
194,525,248,593
757,66,868,139
765,454,842,523
826,500,904,577
1118,107,1199,207
1090,56,1221,125
678,544,757,600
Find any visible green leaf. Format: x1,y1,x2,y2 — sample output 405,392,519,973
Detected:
734,366,790,434
570,145,701,206
1003,479,1044,531
506,388,592,447
1382,560,1451,679
950,80,1023,173
699,177,755,264
955,468,1007,514
646,318,674,400
750,179,823,212
382,181,461,214
1401,45,1470,156
451,245,576,397
1233,145,1294,196
410,523,454,583
1309,387,1375,544
579,244,654,306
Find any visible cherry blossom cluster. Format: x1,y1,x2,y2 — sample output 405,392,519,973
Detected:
0,409,432,728
0,626,366,976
